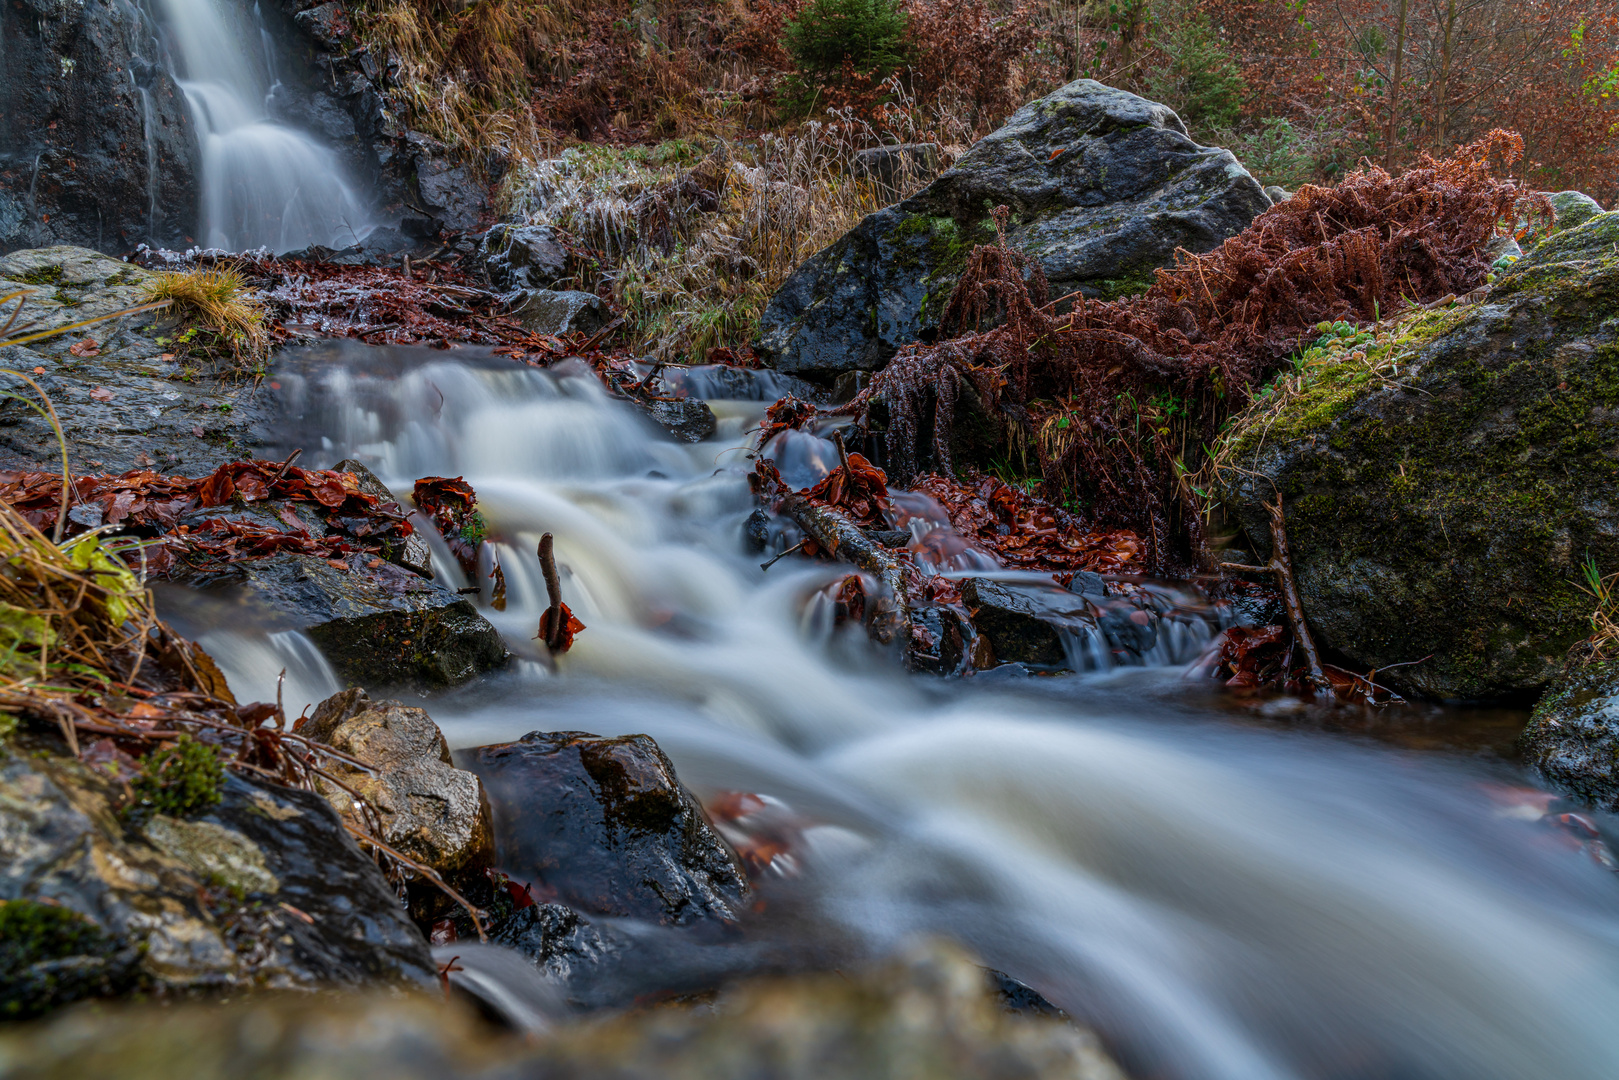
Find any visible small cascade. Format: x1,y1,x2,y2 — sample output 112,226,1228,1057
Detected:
152,0,370,251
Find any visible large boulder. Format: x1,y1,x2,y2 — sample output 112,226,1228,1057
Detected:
1519,646,1619,806
1216,212,1619,700
755,80,1270,377
0,742,434,1018
0,0,198,255
0,247,275,475
460,730,749,927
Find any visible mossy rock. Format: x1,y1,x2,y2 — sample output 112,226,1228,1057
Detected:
1216,212,1619,700
1518,646,1619,807
755,80,1269,377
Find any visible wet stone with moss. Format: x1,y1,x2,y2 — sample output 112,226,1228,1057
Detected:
1519,647,1619,807
1217,212,1619,700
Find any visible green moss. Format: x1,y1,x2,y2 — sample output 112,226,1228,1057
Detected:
6,265,65,286
1090,272,1157,301
0,899,133,1020
127,735,225,819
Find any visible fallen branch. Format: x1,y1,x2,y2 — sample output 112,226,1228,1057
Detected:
776,490,911,647
1223,496,1329,692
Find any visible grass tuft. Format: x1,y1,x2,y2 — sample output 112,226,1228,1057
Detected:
141,269,268,365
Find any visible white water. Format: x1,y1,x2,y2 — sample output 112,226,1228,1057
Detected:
209,342,1619,1079
153,0,369,250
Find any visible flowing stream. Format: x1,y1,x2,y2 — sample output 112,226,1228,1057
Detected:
195,342,1619,1080
152,0,369,250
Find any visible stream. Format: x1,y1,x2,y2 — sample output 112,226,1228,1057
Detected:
181,341,1619,1080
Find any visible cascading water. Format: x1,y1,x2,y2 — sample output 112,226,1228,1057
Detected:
188,339,1619,1079
152,0,369,250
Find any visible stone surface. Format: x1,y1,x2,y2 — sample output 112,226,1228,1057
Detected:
460,730,749,927
1264,185,1292,204
0,247,274,475
853,143,943,200
409,133,491,235
1216,212,1619,700
0,0,198,255
1519,647,1619,807
0,944,1128,1080
301,688,494,916
628,394,717,442
1548,190,1604,233
961,576,1209,671
170,550,508,692
756,79,1269,376
480,223,570,292
0,744,434,1017
511,289,609,335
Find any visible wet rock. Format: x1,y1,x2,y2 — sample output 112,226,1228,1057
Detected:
1216,211,1619,700
480,223,570,291
743,507,772,552
511,289,609,335
0,247,274,475
409,133,490,234
659,363,824,403
962,577,1208,671
302,688,495,919
1485,233,1523,264
909,602,975,675
292,2,354,50
1519,647,1619,807
628,394,717,443
487,902,621,985
170,551,508,692
1548,190,1604,233
852,142,943,200
333,458,434,576
460,731,749,927
962,578,1067,667
0,745,434,1016
0,0,198,254
0,944,1128,1080
756,79,1269,376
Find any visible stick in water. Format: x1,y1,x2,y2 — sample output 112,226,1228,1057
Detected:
538,533,564,649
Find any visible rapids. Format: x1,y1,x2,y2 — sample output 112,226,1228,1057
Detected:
192,341,1619,1080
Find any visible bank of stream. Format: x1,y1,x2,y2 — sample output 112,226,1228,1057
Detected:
151,339,1619,1080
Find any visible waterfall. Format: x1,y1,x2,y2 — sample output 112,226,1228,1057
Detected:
153,0,370,251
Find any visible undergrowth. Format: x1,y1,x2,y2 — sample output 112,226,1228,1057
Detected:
127,735,226,819
141,269,268,366
1579,556,1619,658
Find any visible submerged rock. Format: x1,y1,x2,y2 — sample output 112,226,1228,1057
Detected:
0,744,434,1017
0,247,274,475
961,577,1210,671
170,550,508,691
460,731,749,927
755,79,1269,376
1519,647,1619,807
0,944,1127,1080
1217,212,1619,700
302,688,495,919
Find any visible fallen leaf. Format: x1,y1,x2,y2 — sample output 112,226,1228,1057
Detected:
325,559,349,571
89,386,114,401
160,353,175,362
133,451,155,467
191,425,205,437
31,366,45,375
70,338,100,357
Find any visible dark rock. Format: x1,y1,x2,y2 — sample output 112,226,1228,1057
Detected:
852,142,942,200
755,79,1269,376
459,730,749,927
292,2,354,50
401,215,440,240
658,363,824,403
480,223,569,291
909,602,974,675
0,945,1128,1080
409,133,490,234
627,393,717,443
170,551,508,692
833,369,871,403
510,289,608,335
302,689,495,920
488,902,620,985
0,0,198,254
0,247,274,475
962,577,1208,671
333,458,434,576
1519,647,1619,807
743,507,772,552
987,968,1070,1021
1215,211,1619,700
962,578,1068,667
0,747,434,1015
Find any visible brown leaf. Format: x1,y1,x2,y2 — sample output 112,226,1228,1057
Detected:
89,386,114,401
70,338,100,358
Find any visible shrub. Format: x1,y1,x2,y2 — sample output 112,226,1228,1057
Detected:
1141,13,1245,133
781,0,910,110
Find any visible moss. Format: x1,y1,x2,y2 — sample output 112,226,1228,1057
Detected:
127,735,225,819
0,899,134,1020
1090,271,1157,301
6,265,64,287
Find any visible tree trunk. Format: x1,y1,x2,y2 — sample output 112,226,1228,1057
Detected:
1386,0,1409,167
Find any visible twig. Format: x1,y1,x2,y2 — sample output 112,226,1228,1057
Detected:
1221,496,1329,693
537,533,564,650
831,428,853,488
343,823,488,942
759,539,807,571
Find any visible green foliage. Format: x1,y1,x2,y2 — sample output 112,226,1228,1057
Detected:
0,899,129,1020
1142,14,1245,132
782,0,909,97
128,735,225,819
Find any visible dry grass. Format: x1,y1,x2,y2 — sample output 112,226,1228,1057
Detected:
141,268,268,364
1579,556,1619,658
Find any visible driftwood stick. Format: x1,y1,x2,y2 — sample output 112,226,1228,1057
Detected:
831,428,853,487
537,533,564,650
776,490,911,647
759,538,807,572
1223,497,1329,692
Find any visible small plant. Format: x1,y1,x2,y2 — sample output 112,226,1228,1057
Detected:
128,735,225,818
781,0,910,110
1578,555,1619,656
141,268,268,365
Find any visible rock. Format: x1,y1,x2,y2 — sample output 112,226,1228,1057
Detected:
510,289,609,335
292,2,354,50
0,944,1128,1080
480,223,570,291
0,247,274,475
1548,190,1604,233
301,688,495,919
1216,212,1619,700
409,133,490,234
658,363,824,403
961,577,1209,670
1264,185,1293,204
628,394,717,443
1485,232,1523,264
169,551,508,692
487,902,620,986
0,743,434,1017
755,79,1270,376
459,730,749,927
1519,646,1619,807
0,0,198,254
852,143,943,200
